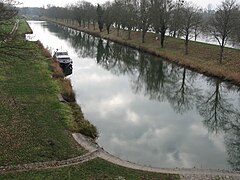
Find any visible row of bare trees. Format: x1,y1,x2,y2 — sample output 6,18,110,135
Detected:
34,0,240,63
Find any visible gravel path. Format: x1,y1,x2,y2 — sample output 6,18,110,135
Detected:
72,133,240,180
0,151,98,174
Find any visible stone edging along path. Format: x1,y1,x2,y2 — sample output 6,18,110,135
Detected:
0,133,240,180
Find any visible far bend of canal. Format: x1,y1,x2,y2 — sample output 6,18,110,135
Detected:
27,21,240,171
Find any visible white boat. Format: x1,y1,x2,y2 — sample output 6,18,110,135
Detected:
53,49,72,64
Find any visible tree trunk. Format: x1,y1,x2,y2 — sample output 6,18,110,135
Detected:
98,21,103,32
160,26,166,48
78,20,81,27
173,30,176,38
185,33,189,55
128,29,131,40
160,31,165,48
142,30,146,43
160,34,164,48
219,46,224,64
117,25,120,37
107,25,110,34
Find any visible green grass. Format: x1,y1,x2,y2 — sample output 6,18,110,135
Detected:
17,17,32,34
0,158,180,180
0,19,85,166
0,20,15,34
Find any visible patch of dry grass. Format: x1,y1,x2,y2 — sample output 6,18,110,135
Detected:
61,78,76,102
51,58,65,78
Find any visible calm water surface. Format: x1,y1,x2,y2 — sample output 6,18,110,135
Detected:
27,21,240,170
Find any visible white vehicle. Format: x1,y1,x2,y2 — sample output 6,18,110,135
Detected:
53,49,72,64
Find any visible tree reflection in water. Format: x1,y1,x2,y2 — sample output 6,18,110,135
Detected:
94,38,240,171
47,23,240,170
195,79,240,170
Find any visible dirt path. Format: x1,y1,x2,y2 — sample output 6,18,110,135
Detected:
0,151,98,174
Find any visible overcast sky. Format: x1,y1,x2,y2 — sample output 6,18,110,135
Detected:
19,0,238,9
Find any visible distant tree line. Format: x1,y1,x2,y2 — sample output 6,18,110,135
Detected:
23,0,240,63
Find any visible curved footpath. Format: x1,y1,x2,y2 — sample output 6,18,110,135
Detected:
72,133,240,180
1,133,239,180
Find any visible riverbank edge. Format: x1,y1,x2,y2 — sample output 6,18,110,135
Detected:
23,19,98,142
45,18,240,87
33,36,99,139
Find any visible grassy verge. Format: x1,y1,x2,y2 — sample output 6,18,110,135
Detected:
47,18,240,86
0,18,86,166
17,17,33,34
0,158,180,180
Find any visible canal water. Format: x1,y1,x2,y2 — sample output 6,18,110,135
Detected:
27,21,240,170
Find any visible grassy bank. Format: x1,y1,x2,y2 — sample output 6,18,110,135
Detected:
0,18,85,166
48,19,240,86
0,158,180,180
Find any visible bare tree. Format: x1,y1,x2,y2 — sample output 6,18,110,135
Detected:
97,4,104,32
193,9,203,41
207,0,239,63
230,7,240,46
0,0,19,43
122,0,137,40
71,3,83,27
180,2,202,55
169,0,184,38
138,0,151,43
150,0,173,48
112,0,124,36
89,4,97,30
103,1,114,34
81,1,94,28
